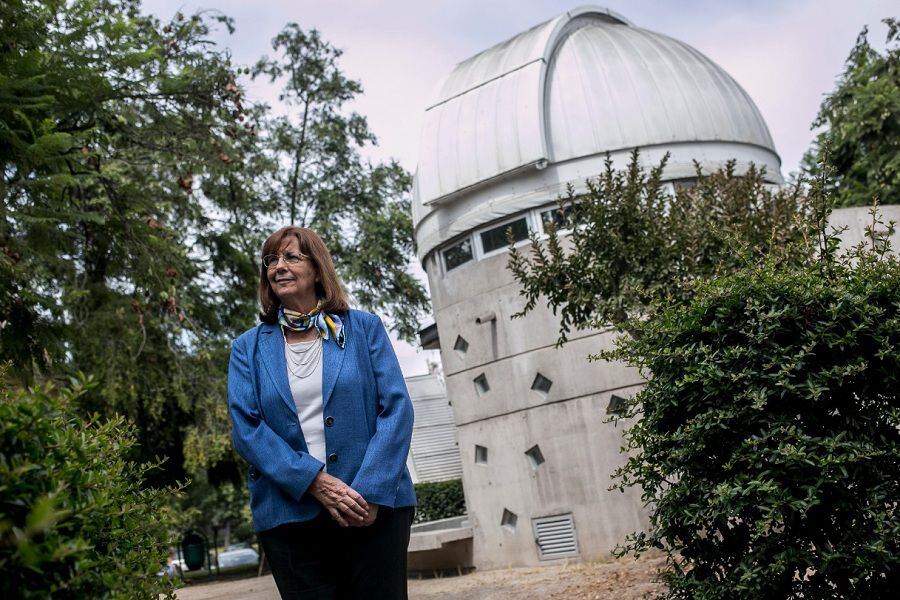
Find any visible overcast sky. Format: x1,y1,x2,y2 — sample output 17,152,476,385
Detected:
141,0,895,376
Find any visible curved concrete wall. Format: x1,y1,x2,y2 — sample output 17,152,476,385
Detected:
425,243,649,567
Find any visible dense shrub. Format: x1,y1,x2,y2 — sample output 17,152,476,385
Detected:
0,375,179,599
413,479,466,524
608,250,900,598
508,151,811,342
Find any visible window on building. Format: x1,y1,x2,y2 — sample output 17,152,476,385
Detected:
530,373,553,396
672,178,699,192
525,444,545,467
501,509,518,532
473,373,490,396
475,445,488,464
480,217,529,254
607,394,627,416
453,335,469,355
540,207,569,231
443,237,473,271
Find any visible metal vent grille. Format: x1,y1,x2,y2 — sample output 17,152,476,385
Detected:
532,513,579,560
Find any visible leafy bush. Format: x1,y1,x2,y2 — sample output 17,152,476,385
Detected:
508,150,811,341
608,246,900,598
0,374,179,599
413,479,466,524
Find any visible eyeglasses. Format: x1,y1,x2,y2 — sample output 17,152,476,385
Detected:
262,252,308,269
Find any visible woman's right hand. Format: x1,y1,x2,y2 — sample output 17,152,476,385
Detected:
308,471,369,527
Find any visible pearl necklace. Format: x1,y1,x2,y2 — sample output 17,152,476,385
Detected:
282,328,323,379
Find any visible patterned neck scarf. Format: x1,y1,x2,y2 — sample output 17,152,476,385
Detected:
278,301,346,348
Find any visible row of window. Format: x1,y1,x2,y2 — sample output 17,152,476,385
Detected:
440,204,568,272
475,443,545,468
469,365,626,413
470,371,554,397
437,178,704,274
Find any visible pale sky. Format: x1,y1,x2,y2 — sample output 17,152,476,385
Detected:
141,0,895,376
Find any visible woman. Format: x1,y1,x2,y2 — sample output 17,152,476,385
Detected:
227,226,417,599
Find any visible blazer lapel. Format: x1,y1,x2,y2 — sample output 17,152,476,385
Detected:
259,324,297,415
261,319,347,412
321,320,346,409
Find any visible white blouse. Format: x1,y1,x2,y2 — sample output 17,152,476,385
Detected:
284,337,327,469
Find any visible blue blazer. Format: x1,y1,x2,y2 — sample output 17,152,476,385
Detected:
227,308,416,533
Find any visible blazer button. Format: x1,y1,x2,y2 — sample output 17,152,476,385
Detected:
324,416,334,427
328,453,338,464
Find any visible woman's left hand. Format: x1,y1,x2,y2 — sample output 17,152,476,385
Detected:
347,504,378,527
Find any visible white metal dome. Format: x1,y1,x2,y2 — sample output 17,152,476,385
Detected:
545,17,776,162
412,5,782,261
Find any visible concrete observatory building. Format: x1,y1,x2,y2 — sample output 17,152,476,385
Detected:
412,6,783,569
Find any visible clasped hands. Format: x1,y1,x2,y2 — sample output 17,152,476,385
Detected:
308,470,378,527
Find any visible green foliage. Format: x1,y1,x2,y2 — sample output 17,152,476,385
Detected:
604,221,900,598
0,372,180,599
508,150,812,342
177,478,253,547
413,479,466,524
802,18,900,207
1,0,247,488
1,0,430,539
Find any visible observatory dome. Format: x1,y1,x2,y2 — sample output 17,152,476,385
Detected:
412,6,782,262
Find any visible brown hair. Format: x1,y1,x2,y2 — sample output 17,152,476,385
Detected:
258,226,349,324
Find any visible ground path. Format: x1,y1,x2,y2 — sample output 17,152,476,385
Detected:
174,554,666,599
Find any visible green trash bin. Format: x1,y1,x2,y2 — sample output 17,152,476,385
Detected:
181,530,207,571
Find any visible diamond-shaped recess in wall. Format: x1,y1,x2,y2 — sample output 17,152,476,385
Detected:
473,373,490,395
525,444,545,467
531,373,552,396
501,508,518,532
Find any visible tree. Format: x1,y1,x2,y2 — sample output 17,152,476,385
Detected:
2,2,430,503
603,210,900,598
251,24,429,341
0,372,180,599
177,478,252,552
1,0,250,489
802,18,900,207
507,151,812,341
